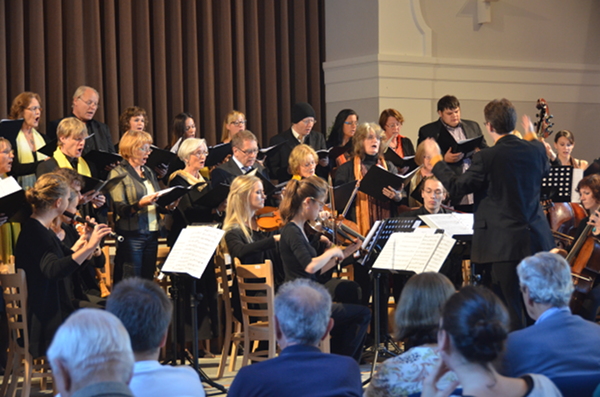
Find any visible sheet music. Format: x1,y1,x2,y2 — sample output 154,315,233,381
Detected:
404,233,440,273
571,168,584,202
371,234,395,270
426,234,456,272
161,226,225,278
419,213,473,237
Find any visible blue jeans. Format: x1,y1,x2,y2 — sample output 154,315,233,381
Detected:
114,231,159,282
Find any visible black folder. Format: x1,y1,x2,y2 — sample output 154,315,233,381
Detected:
155,182,206,208
257,141,285,161
384,149,417,171
0,119,23,139
333,180,358,215
205,143,232,168
192,183,230,208
410,178,426,204
146,146,177,171
84,150,122,171
37,138,58,157
81,173,127,195
437,129,483,157
359,165,419,202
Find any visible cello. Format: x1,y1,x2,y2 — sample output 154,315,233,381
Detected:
565,221,600,314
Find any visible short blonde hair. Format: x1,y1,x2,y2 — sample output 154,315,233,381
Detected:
288,144,318,176
119,130,153,160
352,122,386,159
57,117,88,146
178,138,207,162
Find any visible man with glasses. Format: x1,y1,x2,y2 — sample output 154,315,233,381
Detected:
418,95,488,212
48,86,117,175
211,130,269,186
266,102,327,182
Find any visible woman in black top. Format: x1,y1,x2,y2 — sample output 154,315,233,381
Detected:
15,172,110,357
326,109,359,167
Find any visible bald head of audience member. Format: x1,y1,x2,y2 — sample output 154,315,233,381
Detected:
274,279,334,349
106,277,173,361
47,309,134,397
517,252,574,321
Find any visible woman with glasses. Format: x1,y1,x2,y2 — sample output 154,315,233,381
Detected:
109,130,177,282
167,138,226,246
288,144,318,180
379,108,415,174
326,109,359,167
5,91,48,190
220,110,247,144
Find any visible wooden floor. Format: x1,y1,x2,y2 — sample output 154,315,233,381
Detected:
10,353,376,396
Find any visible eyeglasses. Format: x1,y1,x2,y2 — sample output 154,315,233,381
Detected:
344,121,358,126
191,150,208,157
301,161,316,168
310,197,326,208
185,124,196,131
0,149,13,155
231,120,247,127
138,146,152,153
301,118,317,125
423,189,444,197
77,97,98,108
385,123,402,129
26,106,43,113
365,134,381,141
238,148,259,155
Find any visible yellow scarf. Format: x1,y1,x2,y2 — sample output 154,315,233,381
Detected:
169,169,207,192
53,148,92,177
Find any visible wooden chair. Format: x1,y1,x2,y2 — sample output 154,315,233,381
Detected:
214,254,243,378
0,269,53,397
234,258,277,366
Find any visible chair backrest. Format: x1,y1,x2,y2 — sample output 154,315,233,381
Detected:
234,258,274,322
215,254,235,314
0,269,29,353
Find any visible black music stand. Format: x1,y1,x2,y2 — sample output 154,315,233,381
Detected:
360,218,419,384
541,165,578,202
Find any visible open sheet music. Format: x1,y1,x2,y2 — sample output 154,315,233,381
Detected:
161,226,225,278
418,213,474,237
372,229,455,273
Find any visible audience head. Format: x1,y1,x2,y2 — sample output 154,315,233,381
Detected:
517,252,573,312
71,86,100,122
440,286,509,367
288,144,318,178
119,106,149,135
231,130,259,168
327,109,359,147
437,95,461,128
26,172,71,213
577,174,600,211
395,272,454,349
275,279,332,348
47,309,134,397
280,175,328,223
170,112,196,148
9,91,43,129
0,138,14,175
484,98,517,135
178,137,208,170
353,122,386,159
291,102,316,138
119,130,153,162
106,278,173,355
421,176,447,213
221,110,247,143
57,117,88,158
378,108,404,140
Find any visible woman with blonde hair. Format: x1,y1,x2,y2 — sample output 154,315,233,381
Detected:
221,110,247,143
365,272,457,397
6,91,48,189
288,144,318,180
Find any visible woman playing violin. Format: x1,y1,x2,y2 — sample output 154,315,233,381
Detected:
278,175,369,362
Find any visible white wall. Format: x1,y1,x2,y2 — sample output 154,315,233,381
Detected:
324,0,600,163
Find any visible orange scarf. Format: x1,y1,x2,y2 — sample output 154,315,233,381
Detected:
353,156,391,235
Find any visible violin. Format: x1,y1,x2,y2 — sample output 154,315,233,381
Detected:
255,206,283,232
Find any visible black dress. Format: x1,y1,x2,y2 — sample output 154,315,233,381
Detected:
15,218,79,357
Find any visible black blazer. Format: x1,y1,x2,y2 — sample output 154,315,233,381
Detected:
210,157,269,187
1,122,48,179
266,128,326,182
432,134,554,264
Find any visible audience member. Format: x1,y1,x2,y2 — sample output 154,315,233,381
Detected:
502,252,600,379
47,309,135,397
422,286,561,397
107,277,205,397
228,279,363,397
365,272,457,397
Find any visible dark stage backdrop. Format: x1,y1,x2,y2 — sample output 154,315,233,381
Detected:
0,0,325,148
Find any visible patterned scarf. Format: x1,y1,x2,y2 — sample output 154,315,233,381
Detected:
353,156,391,235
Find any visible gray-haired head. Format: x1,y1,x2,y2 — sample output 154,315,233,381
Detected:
274,279,332,346
517,252,573,307
47,309,134,390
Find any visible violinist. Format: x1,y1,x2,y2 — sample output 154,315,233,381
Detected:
278,175,369,362
288,144,318,180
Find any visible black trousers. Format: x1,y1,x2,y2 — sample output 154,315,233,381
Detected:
480,261,526,331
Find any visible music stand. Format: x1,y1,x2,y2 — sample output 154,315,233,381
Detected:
541,165,583,202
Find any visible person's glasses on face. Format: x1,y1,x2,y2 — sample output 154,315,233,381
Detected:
239,148,259,155
424,188,444,197
26,106,43,113
302,118,317,125
78,97,98,108
138,146,152,153
344,121,358,126
366,134,381,141
385,122,401,129
310,197,326,209
192,149,208,157
231,120,247,127
1,148,14,155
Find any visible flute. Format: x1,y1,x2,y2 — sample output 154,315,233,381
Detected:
63,210,125,242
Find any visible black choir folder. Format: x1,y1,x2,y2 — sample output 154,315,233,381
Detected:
436,129,483,157
81,174,127,195
146,146,177,171
0,176,27,221
359,165,420,202
154,182,206,208
205,143,232,168
191,183,230,209
83,150,122,171
384,150,417,172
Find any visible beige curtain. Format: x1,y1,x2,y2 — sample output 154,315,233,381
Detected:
0,0,326,148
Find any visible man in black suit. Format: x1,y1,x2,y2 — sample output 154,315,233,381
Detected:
418,95,488,211
211,130,268,186
266,102,327,182
423,98,554,330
